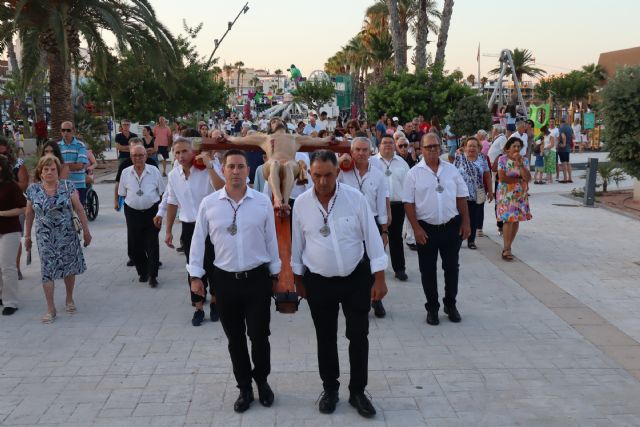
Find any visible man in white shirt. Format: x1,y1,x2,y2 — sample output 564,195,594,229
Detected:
376,136,410,281
338,137,389,318
154,138,223,326
510,120,528,156
188,149,280,414
403,133,470,326
291,150,387,419
317,111,329,131
118,145,165,287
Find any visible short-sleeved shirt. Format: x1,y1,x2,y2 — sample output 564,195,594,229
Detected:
0,181,26,234
558,124,573,153
376,121,387,138
59,138,89,189
116,132,138,159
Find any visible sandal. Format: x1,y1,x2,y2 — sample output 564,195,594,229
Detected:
468,242,477,250
65,302,77,314
501,250,514,261
41,312,56,324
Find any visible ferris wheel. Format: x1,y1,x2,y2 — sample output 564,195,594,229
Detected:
308,70,330,82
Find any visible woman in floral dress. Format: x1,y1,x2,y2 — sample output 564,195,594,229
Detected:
496,137,531,261
24,156,92,323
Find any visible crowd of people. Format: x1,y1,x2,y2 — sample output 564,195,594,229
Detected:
0,106,568,418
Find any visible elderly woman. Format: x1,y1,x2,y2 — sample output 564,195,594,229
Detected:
454,137,493,249
496,137,531,260
0,155,26,315
24,155,92,323
477,130,490,156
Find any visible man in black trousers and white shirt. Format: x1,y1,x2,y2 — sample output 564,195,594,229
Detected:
292,150,388,419
188,149,280,413
403,133,470,325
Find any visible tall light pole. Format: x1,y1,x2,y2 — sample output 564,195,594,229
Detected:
206,3,250,68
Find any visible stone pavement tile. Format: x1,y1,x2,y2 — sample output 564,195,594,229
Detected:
415,396,456,419
132,401,189,417
381,409,427,426
1,395,56,425
599,346,640,371
573,325,638,347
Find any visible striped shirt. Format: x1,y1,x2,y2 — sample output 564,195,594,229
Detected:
59,138,89,189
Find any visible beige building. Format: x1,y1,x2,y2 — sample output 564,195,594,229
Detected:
598,46,640,79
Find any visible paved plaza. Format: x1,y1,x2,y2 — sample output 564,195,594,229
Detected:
1,175,640,426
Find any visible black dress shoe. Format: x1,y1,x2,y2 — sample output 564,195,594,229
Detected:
2,307,17,316
371,300,386,318
149,277,158,288
233,387,254,413
176,246,185,253
394,270,408,281
210,302,220,322
192,310,205,327
444,305,461,323
127,260,135,267
349,392,376,418
256,381,274,407
426,311,439,325
318,390,339,414
407,243,417,251
138,275,148,283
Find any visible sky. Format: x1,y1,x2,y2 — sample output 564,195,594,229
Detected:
150,0,638,79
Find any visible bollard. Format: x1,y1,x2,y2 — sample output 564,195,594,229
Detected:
584,158,598,207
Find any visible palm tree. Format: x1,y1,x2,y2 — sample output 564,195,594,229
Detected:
274,68,283,90
581,63,607,82
234,61,244,95
0,0,179,132
435,0,455,64
223,64,234,87
366,0,440,72
385,0,405,73
489,48,546,82
466,74,476,86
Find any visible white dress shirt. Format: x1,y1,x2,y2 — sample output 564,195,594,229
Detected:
338,163,389,224
118,164,165,210
187,187,281,278
488,134,507,164
162,166,215,223
291,183,388,277
402,159,469,225
375,153,410,202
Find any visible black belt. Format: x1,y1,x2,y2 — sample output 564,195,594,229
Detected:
214,264,268,280
419,215,460,229
124,201,160,213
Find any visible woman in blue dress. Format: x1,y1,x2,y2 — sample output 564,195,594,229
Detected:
24,155,92,323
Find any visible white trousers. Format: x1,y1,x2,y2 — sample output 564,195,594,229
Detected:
0,232,21,308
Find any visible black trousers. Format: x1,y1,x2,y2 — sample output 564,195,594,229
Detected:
416,216,462,312
213,265,272,389
124,203,160,279
478,201,485,230
466,200,480,244
304,261,373,394
389,202,406,273
181,222,216,304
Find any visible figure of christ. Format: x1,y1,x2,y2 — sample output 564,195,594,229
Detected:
224,120,334,215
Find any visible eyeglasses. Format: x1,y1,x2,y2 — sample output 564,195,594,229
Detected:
422,144,440,151
398,144,408,148
61,129,73,132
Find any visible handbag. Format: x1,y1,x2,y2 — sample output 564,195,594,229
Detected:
476,186,487,204
64,181,83,234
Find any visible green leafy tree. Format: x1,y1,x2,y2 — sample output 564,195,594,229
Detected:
601,66,640,180
581,63,607,82
534,71,597,104
446,95,491,137
0,0,179,133
366,66,474,122
293,80,336,114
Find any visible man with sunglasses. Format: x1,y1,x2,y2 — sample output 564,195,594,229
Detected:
58,121,89,205
403,133,470,326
